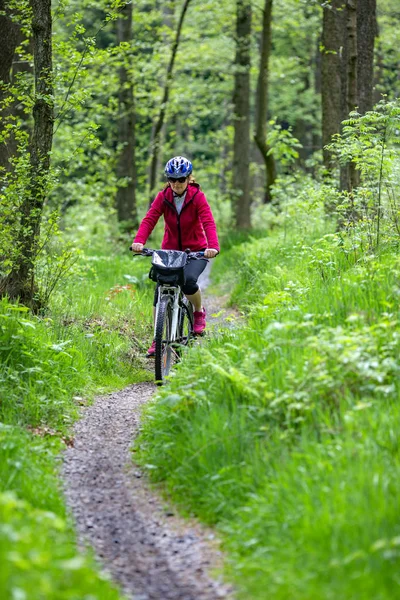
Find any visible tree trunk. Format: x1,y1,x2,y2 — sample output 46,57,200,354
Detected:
233,0,252,229
321,0,345,169
254,0,276,204
1,0,53,306
321,0,376,195
357,0,377,114
148,0,192,204
341,0,360,192
312,36,322,161
115,2,137,227
346,0,358,114
0,1,24,174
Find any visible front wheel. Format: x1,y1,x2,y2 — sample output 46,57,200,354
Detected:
155,296,175,385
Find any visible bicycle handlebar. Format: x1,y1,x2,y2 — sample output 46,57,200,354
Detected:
130,247,206,259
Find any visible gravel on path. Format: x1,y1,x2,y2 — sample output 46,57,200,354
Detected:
62,261,237,600
63,383,233,600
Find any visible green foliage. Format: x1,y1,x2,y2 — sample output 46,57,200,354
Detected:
136,213,400,598
0,425,121,600
376,0,400,100
0,300,81,428
1,0,127,304
267,121,302,166
45,0,326,226
0,249,153,599
2,1,400,597
0,250,152,428
2,0,400,301
249,172,333,237
327,98,400,248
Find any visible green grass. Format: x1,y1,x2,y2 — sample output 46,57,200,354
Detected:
0,426,121,599
136,229,400,599
0,247,154,599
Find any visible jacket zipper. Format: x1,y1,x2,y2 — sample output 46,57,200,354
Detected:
163,189,199,251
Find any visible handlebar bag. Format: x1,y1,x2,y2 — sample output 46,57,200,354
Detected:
149,250,188,286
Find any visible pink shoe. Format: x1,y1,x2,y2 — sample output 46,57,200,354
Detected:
193,307,206,335
146,340,156,357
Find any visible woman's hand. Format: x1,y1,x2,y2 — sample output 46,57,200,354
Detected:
204,248,218,258
131,242,144,253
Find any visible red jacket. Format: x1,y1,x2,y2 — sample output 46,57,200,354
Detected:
134,183,220,252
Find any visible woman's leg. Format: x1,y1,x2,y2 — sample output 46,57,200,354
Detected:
185,289,202,312
183,259,208,333
182,259,208,307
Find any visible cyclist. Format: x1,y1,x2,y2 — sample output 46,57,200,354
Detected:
131,156,219,356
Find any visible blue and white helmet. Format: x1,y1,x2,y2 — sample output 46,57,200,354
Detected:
164,156,192,178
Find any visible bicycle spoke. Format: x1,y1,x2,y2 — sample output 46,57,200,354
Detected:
155,297,174,384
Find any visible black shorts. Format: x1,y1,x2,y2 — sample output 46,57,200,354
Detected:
152,257,208,306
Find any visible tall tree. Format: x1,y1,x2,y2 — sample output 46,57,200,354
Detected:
321,0,377,175
115,2,137,227
1,0,54,305
254,0,276,204
148,0,192,204
357,0,377,114
312,36,322,157
346,0,358,115
233,0,251,229
340,0,359,191
0,1,24,173
321,0,345,169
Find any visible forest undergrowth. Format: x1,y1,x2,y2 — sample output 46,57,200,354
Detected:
2,161,400,597
1,0,400,595
136,198,400,599
0,248,154,599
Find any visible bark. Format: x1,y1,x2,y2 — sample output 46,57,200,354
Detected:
0,1,24,173
148,0,192,204
348,0,359,190
340,0,360,192
254,0,276,204
321,0,345,168
321,0,376,194
115,2,137,227
357,0,377,114
233,0,252,229
1,0,53,305
312,36,322,159
346,0,358,114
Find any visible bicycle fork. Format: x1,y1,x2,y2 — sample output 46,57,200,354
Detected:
154,286,181,342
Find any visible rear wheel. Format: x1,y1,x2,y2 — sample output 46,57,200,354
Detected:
155,296,174,385
177,298,194,355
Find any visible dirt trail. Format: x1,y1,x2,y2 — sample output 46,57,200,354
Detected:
62,264,238,600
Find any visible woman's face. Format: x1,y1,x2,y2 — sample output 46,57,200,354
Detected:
168,176,189,195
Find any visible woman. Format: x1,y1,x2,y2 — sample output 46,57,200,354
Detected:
131,156,219,356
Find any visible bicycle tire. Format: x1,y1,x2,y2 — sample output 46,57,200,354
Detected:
155,296,174,385
178,298,194,352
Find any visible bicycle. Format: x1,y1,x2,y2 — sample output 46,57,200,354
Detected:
131,247,207,385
